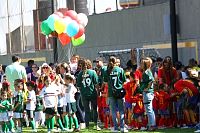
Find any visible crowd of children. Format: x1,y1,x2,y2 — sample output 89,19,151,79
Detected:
0,55,199,133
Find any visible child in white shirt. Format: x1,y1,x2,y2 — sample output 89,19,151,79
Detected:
63,74,79,132
26,81,37,132
40,76,58,133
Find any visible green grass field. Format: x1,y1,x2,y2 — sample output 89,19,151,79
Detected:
23,126,195,133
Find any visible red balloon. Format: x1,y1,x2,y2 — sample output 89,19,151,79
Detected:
74,24,85,39
57,8,68,17
54,11,63,18
64,10,77,20
58,33,71,46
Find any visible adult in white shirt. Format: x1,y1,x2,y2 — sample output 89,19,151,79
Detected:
5,55,27,92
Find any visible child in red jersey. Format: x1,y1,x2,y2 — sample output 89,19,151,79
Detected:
157,84,170,129
153,84,160,127
123,72,137,127
132,93,145,130
101,84,111,129
174,79,199,127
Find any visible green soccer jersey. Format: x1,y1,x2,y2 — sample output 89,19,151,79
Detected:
104,66,126,97
77,69,98,98
138,69,154,94
99,66,107,86
14,91,24,113
0,100,11,113
35,95,43,111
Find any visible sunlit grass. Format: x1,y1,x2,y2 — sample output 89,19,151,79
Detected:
23,126,195,133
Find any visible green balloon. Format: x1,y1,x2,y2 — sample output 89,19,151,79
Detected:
41,20,52,35
72,34,85,46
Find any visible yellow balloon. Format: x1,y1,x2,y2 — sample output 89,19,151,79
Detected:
54,19,66,34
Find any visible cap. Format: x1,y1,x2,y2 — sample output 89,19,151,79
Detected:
93,57,103,63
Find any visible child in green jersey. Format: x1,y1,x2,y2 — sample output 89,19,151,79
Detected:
13,79,24,132
0,91,12,133
1,81,15,132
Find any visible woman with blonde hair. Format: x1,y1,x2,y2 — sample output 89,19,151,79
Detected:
139,57,156,131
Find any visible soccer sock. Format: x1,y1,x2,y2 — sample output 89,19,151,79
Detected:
69,116,73,129
8,119,15,131
2,123,7,132
158,117,165,127
109,115,114,127
64,115,69,129
128,110,132,125
104,115,109,128
57,118,64,130
46,118,51,129
183,110,190,124
189,110,196,124
73,116,79,129
50,116,55,129
30,120,36,129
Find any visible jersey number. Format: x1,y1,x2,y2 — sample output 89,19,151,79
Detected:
82,78,91,87
112,76,117,86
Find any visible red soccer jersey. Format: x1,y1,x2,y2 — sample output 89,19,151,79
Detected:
158,67,177,86
153,91,159,110
124,81,137,103
158,90,170,110
132,94,144,114
174,79,199,97
101,84,109,108
134,69,143,82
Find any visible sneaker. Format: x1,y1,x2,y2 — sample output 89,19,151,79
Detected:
133,127,139,130
93,125,101,131
140,127,147,131
148,126,156,131
16,127,22,133
109,127,114,130
51,128,59,132
97,125,101,131
111,128,119,133
158,126,165,129
80,123,86,129
195,129,200,133
73,128,80,132
181,125,189,129
33,129,37,132
120,128,129,132
11,129,15,133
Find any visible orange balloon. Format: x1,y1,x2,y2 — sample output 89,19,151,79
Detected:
58,33,71,46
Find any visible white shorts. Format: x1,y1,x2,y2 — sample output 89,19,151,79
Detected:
35,111,43,121
8,111,13,117
63,105,67,113
0,112,9,122
13,112,23,119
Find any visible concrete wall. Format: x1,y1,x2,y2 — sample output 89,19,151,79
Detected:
75,2,171,59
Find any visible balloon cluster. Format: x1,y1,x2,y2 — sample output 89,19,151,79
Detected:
40,10,88,46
